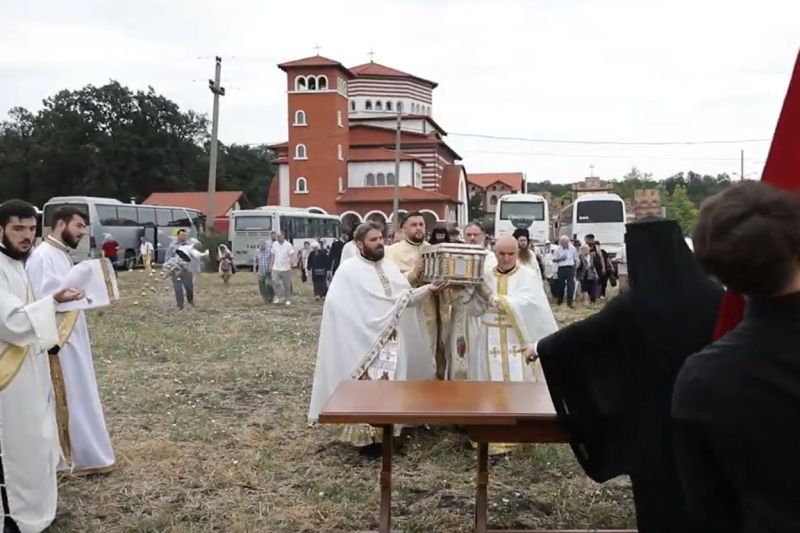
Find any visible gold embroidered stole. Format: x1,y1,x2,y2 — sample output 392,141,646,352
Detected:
43,235,80,462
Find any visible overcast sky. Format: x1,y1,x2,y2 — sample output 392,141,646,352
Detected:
3,0,798,183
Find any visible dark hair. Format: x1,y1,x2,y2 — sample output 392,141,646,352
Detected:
512,228,530,240
429,226,450,245
585,234,595,240
176,229,188,235
50,205,88,230
0,199,37,227
693,181,800,297
401,211,424,227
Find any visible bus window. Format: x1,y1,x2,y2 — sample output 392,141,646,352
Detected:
170,209,191,227
44,203,90,228
576,201,624,223
95,205,117,225
137,207,157,226
188,211,202,232
499,201,545,221
116,206,139,226
234,216,272,231
156,208,173,227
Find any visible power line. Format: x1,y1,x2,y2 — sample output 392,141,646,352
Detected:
460,149,750,162
447,131,772,146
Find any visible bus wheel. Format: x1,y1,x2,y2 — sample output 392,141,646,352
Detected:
124,250,136,271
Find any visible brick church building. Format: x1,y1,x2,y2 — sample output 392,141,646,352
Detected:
267,55,469,230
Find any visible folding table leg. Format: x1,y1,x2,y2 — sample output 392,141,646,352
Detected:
475,441,489,533
379,425,394,533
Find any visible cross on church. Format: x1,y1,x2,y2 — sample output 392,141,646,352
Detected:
313,43,322,56
368,49,376,62
589,164,596,177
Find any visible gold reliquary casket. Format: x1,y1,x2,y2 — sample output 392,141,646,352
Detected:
420,243,488,285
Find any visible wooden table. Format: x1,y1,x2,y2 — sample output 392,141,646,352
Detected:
319,380,635,533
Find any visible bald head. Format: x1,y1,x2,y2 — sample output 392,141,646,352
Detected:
494,236,519,271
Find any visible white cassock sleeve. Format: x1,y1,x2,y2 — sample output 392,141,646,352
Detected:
25,251,65,300
496,271,558,345
0,271,58,349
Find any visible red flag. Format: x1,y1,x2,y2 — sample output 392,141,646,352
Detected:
713,49,800,339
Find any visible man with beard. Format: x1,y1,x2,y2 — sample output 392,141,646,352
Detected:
0,200,84,532
26,206,116,476
385,212,444,379
308,222,440,453
444,221,497,380
512,228,541,275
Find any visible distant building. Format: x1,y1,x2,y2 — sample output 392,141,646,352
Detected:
266,55,469,230
571,176,613,197
467,172,525,214
628,188,662,220
143,190,247,233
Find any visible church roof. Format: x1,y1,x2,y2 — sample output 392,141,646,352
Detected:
467,172,524,191
350,62,437,89
278,55,353,77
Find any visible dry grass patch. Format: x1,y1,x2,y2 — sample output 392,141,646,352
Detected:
50,271,635,532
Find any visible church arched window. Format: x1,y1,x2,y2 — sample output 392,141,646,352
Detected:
295,144,307,160
366,173,376,186
295,177,308,193
317,75,328,90
386,172,396,185
365,100,373,111
386,101,393,112
294,110,307,126
295,76,307,91
376,173,386,186
307,77,317,91
376,101,383,111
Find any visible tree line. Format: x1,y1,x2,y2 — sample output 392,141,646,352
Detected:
0,81,274,208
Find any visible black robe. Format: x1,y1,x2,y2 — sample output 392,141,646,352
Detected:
537,219,722,533
673,292,800,533
329,239,345,274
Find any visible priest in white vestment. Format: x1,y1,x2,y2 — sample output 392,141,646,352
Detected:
444,222,495,380
26,206,116,475
339,238,358,264
464,236,558,383
385,212,442,380
308,222,438,447
0,200,85,532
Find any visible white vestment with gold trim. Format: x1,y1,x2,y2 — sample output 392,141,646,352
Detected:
307,254,432,446
26,239,115,474
466,264,558,382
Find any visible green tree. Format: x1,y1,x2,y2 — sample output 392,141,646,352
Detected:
661,185,698,235
0,81,274,207
612,166,657,200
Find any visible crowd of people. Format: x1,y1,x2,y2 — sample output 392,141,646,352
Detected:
2,180,799,532
305,183,800,533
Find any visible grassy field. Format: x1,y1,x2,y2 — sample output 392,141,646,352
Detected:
51,271,635,532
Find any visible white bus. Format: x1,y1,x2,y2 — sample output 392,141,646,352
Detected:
229,207,340,266
554,193,627,255
42,196,203,267
494,193,550,245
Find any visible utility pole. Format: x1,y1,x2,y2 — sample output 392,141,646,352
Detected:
207,56,225,233
392,112,402,235
740,149,744,182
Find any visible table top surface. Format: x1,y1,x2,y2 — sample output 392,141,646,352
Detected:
318,380,558,426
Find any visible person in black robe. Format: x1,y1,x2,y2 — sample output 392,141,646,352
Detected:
329,229,350,275
307,242,331,300
672,181,800,532
531,218,722,533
